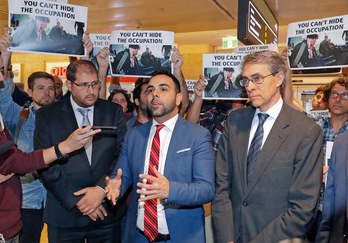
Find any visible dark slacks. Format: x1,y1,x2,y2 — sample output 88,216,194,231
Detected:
19,208,44,243
47,222,121,243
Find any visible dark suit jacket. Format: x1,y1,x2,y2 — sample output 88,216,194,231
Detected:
34,94,126,228
212,103,323,243
316,131,348,243
114,116,215,243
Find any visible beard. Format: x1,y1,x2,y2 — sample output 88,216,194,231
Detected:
147,101,176,118
34,96,54,107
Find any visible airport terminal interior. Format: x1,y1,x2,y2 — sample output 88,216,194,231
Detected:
0,0,348,242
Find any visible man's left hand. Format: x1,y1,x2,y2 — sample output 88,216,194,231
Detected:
171,47,183,72
82,32,93,58
74,186,105,215
96,47,110,70
137,166,169,202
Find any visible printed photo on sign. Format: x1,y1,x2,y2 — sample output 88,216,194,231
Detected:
203,54,247,100
90,33,111,75
8,0,88,56
109,30,174,77
287,14,348,70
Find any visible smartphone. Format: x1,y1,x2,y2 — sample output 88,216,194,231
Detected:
92,126,118,134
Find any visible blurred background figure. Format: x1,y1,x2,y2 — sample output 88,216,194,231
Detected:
108,88,134,120
312,84,329,110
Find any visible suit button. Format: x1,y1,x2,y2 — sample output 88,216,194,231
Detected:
242,200,248,206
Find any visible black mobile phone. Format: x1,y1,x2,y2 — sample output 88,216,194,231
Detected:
92,125,117,131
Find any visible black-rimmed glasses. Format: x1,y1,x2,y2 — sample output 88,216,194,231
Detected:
239,72,278,87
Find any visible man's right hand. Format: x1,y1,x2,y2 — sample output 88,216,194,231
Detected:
193,75,206,99
105,168,122,206
86,204,107,221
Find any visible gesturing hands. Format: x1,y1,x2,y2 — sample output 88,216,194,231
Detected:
137,166,169,202
105,168,123,206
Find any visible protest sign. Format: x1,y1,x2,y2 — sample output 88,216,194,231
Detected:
287,14,348,69
234,44,278,54
203,53,247,100
109,30,174,77
9,0,88,56
90,33,111,75
186,80,197,92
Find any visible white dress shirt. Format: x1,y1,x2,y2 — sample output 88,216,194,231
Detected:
70,96,94,164
247,97,283,153
136,114,179,234
0,113,4,130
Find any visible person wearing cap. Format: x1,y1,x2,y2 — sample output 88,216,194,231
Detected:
290,34,319,68
205,67,243,98
113,44,141,75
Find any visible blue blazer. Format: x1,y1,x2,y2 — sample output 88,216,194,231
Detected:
114,116,215,243
317,131,348,243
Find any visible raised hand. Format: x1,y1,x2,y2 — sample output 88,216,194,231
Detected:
96,47,110,70
82,32,93,58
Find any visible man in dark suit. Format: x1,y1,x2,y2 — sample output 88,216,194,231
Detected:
316,131,348,243
289,34,319,68
205,67,235,98
105,71,215,243
212,51,323,243
34,60,126,243
112,45,141,75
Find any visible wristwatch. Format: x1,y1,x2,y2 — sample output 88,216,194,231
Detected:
54,143,68,160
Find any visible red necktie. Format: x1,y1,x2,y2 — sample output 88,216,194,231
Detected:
144,124,165,242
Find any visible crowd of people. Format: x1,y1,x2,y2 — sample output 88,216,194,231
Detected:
0,25,348,243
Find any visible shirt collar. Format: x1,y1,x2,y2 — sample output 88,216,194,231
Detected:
0,113,4,129
70,95,94,112
152,114,179,132
255,97,283,120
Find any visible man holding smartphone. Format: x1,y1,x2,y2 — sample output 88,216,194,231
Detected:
34,60,127,243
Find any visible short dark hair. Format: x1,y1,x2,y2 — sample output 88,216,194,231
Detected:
28,71,54,90
66,60,97,82
326,76,348,99
129,44,140,49
315,84,329,102
307,34,318,39
108,89,134,113
133,78,149,101
223,67,234,72
150,71,181,93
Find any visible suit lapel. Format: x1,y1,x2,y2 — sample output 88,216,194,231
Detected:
238,108,255,194
245,104,291,196
134,121,152,177
163,117,183,179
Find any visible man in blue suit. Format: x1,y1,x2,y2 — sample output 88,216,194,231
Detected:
317,130,348,243
106,71,215,243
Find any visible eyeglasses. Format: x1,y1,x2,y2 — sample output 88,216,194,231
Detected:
239,72,278,87
330,91,348,100
72,80,100,89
